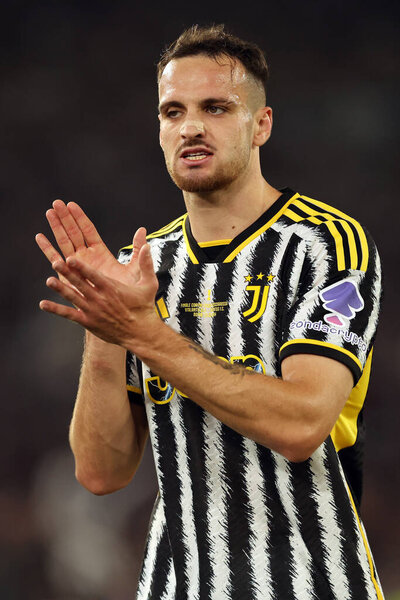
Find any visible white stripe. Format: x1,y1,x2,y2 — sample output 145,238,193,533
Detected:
242,438,273,600
227,250,253,355
160,557,177,600
196,263,219,352
163,238,190,327
169,398,200,599
255,231,301,374
273,453,315,597
309,445,351,599
136,496,166,600
202,413,232,599
194,266,232,598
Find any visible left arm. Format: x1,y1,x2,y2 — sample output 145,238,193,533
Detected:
40,249,352,462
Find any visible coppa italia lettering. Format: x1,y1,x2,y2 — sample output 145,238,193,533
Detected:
289,320,367,352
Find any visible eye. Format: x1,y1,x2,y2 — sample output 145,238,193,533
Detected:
206,105,225,115
166,109,183,119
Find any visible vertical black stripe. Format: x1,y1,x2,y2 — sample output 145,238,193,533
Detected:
257,448,295,599
324,439,369,598
347,221,363,270
179,400,214,599
221,427,254,599
290,458,335,599
150,401,189,599
148,526,173,600
334,220,351,270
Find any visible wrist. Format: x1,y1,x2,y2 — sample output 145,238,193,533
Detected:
126,310,173,364
84,330,126,363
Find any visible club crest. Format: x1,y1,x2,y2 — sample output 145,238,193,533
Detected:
242,273,275,323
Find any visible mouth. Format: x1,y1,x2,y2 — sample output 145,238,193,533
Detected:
180,147,214,166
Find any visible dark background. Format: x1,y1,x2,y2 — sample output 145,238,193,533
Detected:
1,1,399,598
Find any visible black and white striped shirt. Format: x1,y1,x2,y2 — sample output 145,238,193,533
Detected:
119,188,384,600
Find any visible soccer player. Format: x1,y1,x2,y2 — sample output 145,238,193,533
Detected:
36,25,384,600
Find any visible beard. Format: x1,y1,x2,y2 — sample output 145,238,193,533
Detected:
165,146,251,193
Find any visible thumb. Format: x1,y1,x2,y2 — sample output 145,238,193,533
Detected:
130,227,147,263
138,243,158,289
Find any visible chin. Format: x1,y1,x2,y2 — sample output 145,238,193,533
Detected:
170,170,238,194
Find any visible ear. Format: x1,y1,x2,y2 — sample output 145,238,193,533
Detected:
253,107,273,147
158,114,164,149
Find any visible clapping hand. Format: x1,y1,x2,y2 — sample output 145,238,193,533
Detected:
36,200,159,346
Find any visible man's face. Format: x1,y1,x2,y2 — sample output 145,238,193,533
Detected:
158,55,261,194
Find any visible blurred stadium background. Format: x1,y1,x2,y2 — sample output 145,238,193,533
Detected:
1,1,399,598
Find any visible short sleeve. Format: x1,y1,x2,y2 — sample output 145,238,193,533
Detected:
126,351,145,406
279,229,382,384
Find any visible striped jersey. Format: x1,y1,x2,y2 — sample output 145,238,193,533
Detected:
118,188,384,600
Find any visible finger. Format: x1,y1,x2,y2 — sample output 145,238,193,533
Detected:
52,261,97,299
67,202,104,247
39,299,87,326
46,207,75,258
131,227,147,262
65,256,108,289
35,233,64,265
52,199,86,251
138,243,158,287
46,276,89,310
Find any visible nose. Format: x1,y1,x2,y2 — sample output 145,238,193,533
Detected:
179,119,205,138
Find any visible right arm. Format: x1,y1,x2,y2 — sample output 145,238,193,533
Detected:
36,200,149,494
70,333,148,495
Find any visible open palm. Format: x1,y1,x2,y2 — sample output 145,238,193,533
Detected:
36,200,144,288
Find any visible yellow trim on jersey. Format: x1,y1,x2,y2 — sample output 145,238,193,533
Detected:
182,214,199,264
119,215,186,252
279,339,362,372
300,195,369,271
146,214,186,240
156,297,170,320
198,239,232,247
284,208,303,222
345,483,384,600
127,384,142,395
331,349,373,452
223,193,300,262
324,220,346,271
290,198,363,272
341,220,358,270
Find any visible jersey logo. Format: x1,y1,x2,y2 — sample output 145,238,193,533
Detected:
319,280,364,328
242,273,275,323
145,354,266,404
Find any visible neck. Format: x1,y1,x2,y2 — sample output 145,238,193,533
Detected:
182,168,281,243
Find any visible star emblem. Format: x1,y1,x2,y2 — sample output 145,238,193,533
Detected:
267,274,275,282
256,272,264,280
244,274,253,282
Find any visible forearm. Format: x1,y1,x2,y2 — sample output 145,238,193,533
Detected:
70,332,146,493
131,322,335,462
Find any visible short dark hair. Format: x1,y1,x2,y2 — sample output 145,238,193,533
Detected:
157,24,269,99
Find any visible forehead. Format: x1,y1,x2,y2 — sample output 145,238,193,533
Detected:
158,55,249,104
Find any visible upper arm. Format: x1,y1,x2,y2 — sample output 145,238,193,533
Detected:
131,402,149,464
281,353,353,450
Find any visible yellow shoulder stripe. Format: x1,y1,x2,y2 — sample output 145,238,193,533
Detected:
298,196,369,271
147,214,186,240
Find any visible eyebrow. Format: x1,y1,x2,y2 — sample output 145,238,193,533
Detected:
158,97,237,113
